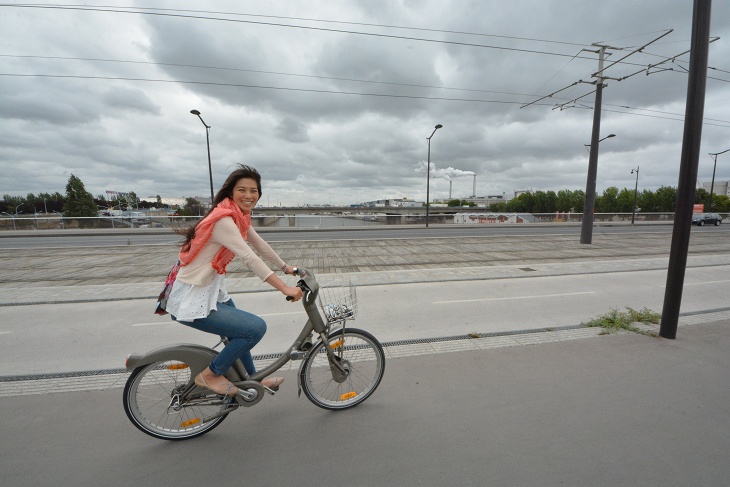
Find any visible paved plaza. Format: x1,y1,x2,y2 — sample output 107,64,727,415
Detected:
2,227,730,306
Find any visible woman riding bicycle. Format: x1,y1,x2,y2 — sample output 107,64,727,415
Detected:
166,164,303,396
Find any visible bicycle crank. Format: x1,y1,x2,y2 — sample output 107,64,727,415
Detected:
233,380,265,407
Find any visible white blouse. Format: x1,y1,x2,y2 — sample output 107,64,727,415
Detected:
166,273,230,321
165,217,285,321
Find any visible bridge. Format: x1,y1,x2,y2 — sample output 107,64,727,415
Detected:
250,206,462,225
252,206,461,216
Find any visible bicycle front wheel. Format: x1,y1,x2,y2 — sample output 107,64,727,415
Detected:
300,328,385,410
123,360,231,440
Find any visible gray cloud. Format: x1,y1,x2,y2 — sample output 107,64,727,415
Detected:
274,117,310,143
102,86,161,115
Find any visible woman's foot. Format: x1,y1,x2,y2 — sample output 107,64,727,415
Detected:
195,371,238,396
261,376,284,391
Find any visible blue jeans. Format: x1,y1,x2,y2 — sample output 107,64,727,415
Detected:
172,299,266,376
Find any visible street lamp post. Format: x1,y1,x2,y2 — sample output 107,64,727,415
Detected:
631,166,640,225
425,124,443,228
707,148,729,211
583,134,616,152
190,109,215,204
580,133,616,244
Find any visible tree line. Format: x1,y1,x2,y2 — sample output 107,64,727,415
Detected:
489,186,729,214
1,174,206,219
2,175,728,219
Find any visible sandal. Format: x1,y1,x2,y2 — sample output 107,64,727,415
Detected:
195,372,238,396
261,376,284,391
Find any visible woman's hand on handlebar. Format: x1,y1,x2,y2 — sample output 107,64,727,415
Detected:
284,285,303,302
283,265,297,275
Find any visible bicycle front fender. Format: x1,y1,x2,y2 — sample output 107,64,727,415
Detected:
125,344,217,376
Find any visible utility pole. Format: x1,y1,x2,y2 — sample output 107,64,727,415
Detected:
580,45,607,245
707,148,730,210
631,166,640,225
660,0,712,339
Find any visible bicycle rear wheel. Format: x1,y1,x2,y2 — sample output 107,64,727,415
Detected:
300,328,385,410
123,360,231,440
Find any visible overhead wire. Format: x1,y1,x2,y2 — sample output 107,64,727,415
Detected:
1,3,652,66
2,4,728,124
0,72,543,105
15,3,592,48
0,54,533,97
6,4,722,80
4,54,728,122
2,71,728,127
5,4,727,79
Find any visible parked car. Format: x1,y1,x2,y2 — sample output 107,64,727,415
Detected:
692,212,722,226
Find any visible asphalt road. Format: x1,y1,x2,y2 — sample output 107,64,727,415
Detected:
2,321,729,487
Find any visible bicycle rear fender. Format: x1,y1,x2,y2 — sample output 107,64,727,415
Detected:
125,344,217,374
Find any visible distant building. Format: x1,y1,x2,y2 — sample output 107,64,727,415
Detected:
703,180,729,197
140,196,212,208
141,197,186,207
454,212,535,224
434,194,507,208
361,197,423,208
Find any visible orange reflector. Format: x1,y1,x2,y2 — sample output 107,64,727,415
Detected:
166,363,189,370
340,391,357,400
180,418,201,427
329,339,344,349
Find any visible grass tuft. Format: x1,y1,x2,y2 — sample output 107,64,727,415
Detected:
582,307,661,335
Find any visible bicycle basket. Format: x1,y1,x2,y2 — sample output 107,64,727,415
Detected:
317,277,358,324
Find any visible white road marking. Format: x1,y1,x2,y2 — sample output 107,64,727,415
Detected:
684,279,730,286
660,279,730,288
0,331,12,335
434,291,596,304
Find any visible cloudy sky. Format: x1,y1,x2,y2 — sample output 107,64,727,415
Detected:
1,1,729,207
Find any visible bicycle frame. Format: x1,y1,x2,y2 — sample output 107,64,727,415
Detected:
125,267,343,404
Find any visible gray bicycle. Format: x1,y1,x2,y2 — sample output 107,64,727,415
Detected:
123,267,385,440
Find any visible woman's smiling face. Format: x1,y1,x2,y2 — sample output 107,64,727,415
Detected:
232,177,260,214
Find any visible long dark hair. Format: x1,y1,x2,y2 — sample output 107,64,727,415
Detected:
177,164,262,251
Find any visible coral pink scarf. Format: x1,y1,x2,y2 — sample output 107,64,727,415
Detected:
179,198,251,274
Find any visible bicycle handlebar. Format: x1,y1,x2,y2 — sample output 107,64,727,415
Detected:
286,267,313,302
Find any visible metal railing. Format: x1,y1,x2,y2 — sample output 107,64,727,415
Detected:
2,212,727,232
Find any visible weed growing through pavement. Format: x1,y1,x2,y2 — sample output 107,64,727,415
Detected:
582,307,661,336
